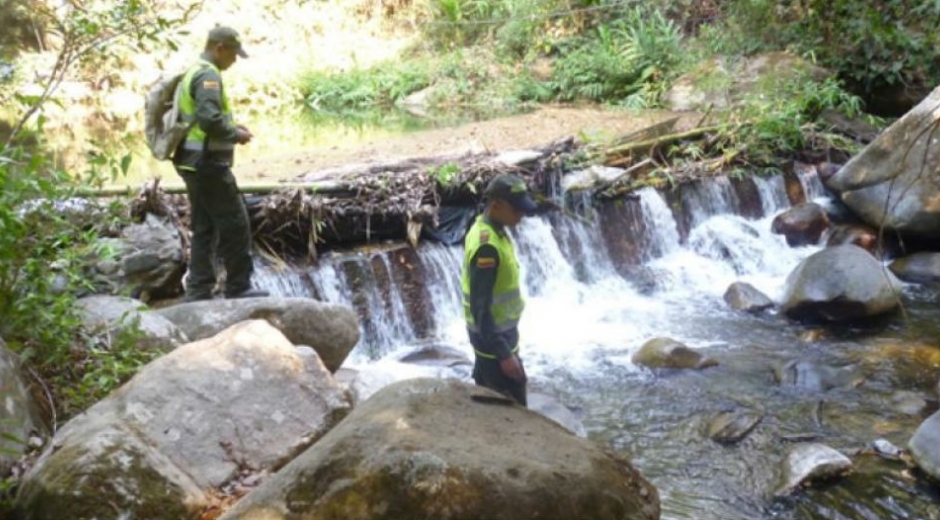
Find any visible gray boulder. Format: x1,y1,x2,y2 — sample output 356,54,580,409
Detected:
218,378,660,520
0,338,43,475
780,245,903,322
154,297,360,372
825,224,879,254
77,295,188,351
723,282,774,313
633,337,718,370
528,392,588,438
771,203,830,247
90,214,185,300
14,320,350,519
909,410,940,481
825,85,940,236
775,443,852,497
889,252,940,286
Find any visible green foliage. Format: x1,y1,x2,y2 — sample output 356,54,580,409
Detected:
428,162,461,186
302,60,431,113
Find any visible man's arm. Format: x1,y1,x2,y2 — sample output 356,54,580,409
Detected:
190,67,240,143
468,244,513,360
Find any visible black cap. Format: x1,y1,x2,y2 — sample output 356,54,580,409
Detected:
484,174,538,215
207,26,248,58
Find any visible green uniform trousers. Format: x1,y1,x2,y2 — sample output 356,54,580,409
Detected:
178,160,253,298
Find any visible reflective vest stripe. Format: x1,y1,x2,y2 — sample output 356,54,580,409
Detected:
473,345,520,360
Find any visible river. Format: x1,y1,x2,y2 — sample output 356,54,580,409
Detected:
254,170,940,520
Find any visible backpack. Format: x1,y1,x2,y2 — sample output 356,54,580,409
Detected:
144,71,193,161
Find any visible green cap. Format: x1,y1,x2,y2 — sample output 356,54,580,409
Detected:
207,26,248,58
484,174,538,215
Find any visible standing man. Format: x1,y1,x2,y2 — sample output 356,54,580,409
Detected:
173,26,268,301
461,174,538,406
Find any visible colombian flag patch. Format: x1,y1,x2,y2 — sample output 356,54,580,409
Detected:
476,257,496,269
203,80,220,90
479,230,490,243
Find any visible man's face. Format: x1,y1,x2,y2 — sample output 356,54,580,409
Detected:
492,199,524,227
213,43,239,70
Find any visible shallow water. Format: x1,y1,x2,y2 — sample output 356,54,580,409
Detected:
255,174,940,519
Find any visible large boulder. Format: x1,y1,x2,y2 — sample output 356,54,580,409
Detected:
824,85,940,236
0,338,43,475
633,337,718,370
825,224,880,255
909,410,940,481
77,295,188,351
14,320,350,520
89,214,185,300
219,378,660,520
153,297,359,372
780,245,903,322
889,252,940,286
771,203,830,247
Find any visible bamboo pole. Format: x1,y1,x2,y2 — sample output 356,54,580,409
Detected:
73,180,354,198
603,125,723,158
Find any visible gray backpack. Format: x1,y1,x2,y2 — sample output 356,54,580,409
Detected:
144,71,192,160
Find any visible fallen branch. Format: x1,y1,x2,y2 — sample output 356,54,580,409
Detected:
604,125,723,161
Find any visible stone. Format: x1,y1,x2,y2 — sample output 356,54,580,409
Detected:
723,282,774,313
909,410,940,481
218,378,660,520
780,245,903,322
493,149,543,167
528,392,587,438
396,344,472,368
14,321,351,519
633,337,719,370
708,410,763,444
825,84,940,236
562,165,626,192
825,224,880,254
89,214,185,300
889,252,940,286
775,443,852,497
771,203,830,247
14,422,209,519
154,297,360,372
774,360,856,392
77,295,188,351
0,338,44,475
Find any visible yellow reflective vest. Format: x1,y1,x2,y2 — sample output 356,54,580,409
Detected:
461,216,525,335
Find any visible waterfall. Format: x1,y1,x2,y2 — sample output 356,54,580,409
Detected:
253,173,807,368
796,164,827,201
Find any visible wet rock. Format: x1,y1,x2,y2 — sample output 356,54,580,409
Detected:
825,224,879,254
218,379,660,520
77,295,188,351
909,411,940,481
528,392,587,438
771,203,830,247
775,360,856,392
0,338,44,475
14,321,351,519
562,165,626,192
708,410,763,444
397,344,472,368
825,84,940,236
723,282,774,313
775,443,852,497
780,245,903,322
891,390,928,416
154,297,359,372
89,214,185,300
869,438,904,460
633,337,718,370
889,252,940,286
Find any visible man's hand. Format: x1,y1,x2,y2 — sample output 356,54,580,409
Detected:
235,125,253,145
499,355,525,381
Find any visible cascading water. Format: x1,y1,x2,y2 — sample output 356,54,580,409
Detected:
252,171,940,520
